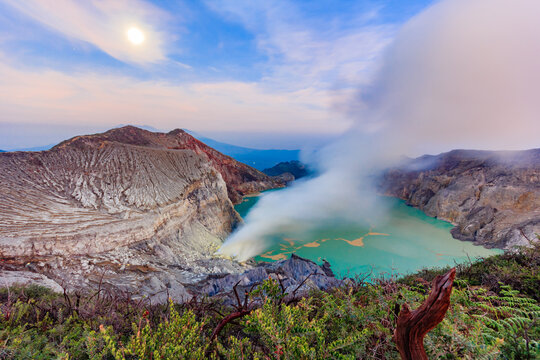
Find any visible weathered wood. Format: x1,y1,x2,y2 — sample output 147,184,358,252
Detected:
394,268,456,359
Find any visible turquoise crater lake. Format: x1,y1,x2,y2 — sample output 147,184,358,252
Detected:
235,191,502,278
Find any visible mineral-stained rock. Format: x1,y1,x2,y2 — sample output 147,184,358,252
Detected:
270,172,296,184
53,126,284,204
0,126,282,299
380,149,540,249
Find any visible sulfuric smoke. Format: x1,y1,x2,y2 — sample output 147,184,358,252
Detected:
218,0,540,261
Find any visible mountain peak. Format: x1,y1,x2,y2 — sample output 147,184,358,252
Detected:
168,128,187,136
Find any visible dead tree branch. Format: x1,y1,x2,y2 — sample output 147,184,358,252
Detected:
394,268,456,360
211,281,254,341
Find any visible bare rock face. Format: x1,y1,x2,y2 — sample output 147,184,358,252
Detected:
0,126,280,300
193,254,342,305
53,126,284,204
0,270,63,293
380,149,540,249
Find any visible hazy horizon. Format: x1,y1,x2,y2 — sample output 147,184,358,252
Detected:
2,0,538,155
0,122,342,151
0,0,430,151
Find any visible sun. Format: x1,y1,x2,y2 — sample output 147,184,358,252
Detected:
127,27,145,45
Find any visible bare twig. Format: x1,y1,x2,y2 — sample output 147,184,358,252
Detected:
232,281,242,309
210,308,252,341
210,280,258,341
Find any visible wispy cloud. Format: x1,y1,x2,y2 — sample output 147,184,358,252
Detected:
0,0,407,148
0,58,350,141
204,0,395,90
0,0,172,65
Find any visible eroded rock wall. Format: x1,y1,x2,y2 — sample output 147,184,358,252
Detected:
380,149,540,249
0,128,257,300
0,142,239,257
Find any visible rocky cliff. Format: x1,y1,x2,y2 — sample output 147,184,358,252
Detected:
54,126,283,203
0,126,282,301
379,149,540,249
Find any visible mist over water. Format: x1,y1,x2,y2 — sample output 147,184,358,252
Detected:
236,193,501,277
219,0,540,261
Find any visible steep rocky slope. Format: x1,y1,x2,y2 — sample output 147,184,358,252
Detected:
0,126,281,301
380,149,540,249
54,126,282,203
190,254,340,306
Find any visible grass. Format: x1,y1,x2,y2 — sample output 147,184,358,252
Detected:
0,241,538,359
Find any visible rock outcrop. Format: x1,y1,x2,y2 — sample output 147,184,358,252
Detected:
0,270,63,293
380,149,540,249
192,254,342,305
263,160,310,181
0,126,282,300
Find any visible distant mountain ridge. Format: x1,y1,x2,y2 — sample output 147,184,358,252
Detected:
187,130,300,170
2,126,300,169
263,160,310,180
9,144,55,152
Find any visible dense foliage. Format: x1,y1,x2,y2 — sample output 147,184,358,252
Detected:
1,242,538,359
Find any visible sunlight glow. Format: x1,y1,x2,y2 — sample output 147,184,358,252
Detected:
127,27,145,45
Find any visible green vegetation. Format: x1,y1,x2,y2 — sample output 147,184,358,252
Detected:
1,242,538,359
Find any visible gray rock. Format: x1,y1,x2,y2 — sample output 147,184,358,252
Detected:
196,254,342,304
0,270,63,293
380,149,540,249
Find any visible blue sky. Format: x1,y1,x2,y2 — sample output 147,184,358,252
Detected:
0,0,436,150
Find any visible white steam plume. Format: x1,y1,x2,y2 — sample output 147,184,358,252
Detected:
218,0,540,261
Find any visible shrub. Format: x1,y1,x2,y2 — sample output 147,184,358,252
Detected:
101,302,211,360
0,245,538,359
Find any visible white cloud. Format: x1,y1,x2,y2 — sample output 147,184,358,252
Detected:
0,60,351,136
204,0,395,90
0,0,171,64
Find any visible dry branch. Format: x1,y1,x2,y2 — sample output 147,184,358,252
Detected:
394,267,456,360
211,281,254,341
